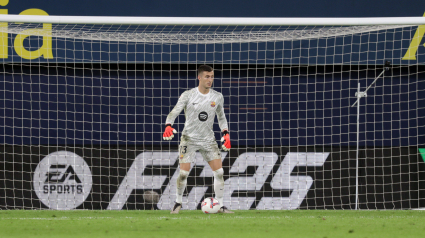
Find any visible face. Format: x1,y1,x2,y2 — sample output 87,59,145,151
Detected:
198,71,214,89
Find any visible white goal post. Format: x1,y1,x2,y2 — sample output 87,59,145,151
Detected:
0,15,424,210
2,15,425,25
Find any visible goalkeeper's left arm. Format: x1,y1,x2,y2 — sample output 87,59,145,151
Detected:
217,95,230,151
221,130,230,151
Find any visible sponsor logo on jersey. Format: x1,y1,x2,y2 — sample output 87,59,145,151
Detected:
33,151,92,210
211,101,216,107
198,111,208,121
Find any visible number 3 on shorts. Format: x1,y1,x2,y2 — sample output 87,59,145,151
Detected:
180,145,187,154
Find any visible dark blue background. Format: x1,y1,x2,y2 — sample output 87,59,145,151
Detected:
4,0,425,17
1,64,423,146
5,27,423,65
1,1,424,147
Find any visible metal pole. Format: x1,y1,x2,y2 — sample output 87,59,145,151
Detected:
352,69,385,107
355,82,360,210
352,64,389,209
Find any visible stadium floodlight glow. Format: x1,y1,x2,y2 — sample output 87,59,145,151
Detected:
0,15,424,211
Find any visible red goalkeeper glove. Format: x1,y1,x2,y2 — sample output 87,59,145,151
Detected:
221,130,230,151
163,124,177,140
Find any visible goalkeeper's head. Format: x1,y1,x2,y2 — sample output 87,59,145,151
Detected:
197,65,214,90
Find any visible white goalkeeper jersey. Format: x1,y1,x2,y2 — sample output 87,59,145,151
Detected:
165,87,228,143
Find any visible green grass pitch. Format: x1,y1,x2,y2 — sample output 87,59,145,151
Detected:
1,210,424,238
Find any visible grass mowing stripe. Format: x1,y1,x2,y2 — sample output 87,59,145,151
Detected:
0,210,424,238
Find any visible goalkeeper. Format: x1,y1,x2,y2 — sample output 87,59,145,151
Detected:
163,65,233,214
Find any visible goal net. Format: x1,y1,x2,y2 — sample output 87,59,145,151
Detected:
0,16,424,210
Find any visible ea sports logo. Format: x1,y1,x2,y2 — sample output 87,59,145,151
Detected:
33,151,92,210
198,111,208,121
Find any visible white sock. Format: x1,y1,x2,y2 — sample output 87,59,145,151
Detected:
213,168,224,206
176,169,189,204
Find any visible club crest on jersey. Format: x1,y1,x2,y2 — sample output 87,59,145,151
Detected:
211,101,216,107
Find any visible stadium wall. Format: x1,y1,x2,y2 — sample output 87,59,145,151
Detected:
2,29,425,65
3,0,425,17
1,64,424,147
1,145,424,210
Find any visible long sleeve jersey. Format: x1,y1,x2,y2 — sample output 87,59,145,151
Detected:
165,87,228,143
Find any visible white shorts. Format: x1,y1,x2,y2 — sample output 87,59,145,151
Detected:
178,139,221,164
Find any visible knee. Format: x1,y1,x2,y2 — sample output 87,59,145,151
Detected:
178,169,190,180
213,168,224,180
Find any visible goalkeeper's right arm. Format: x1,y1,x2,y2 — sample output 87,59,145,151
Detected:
163,124,177,140
163,91,189,140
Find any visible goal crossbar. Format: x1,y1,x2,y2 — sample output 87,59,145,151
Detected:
0,15,425,25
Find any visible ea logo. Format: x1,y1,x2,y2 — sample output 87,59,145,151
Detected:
198,111,208,121
33,151,92,210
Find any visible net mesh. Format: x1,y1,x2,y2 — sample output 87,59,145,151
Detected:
0,23,409,42
0,22,424,210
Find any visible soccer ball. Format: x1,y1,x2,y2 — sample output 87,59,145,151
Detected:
201,197,221,214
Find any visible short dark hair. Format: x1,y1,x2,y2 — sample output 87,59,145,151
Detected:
198,65,213,76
